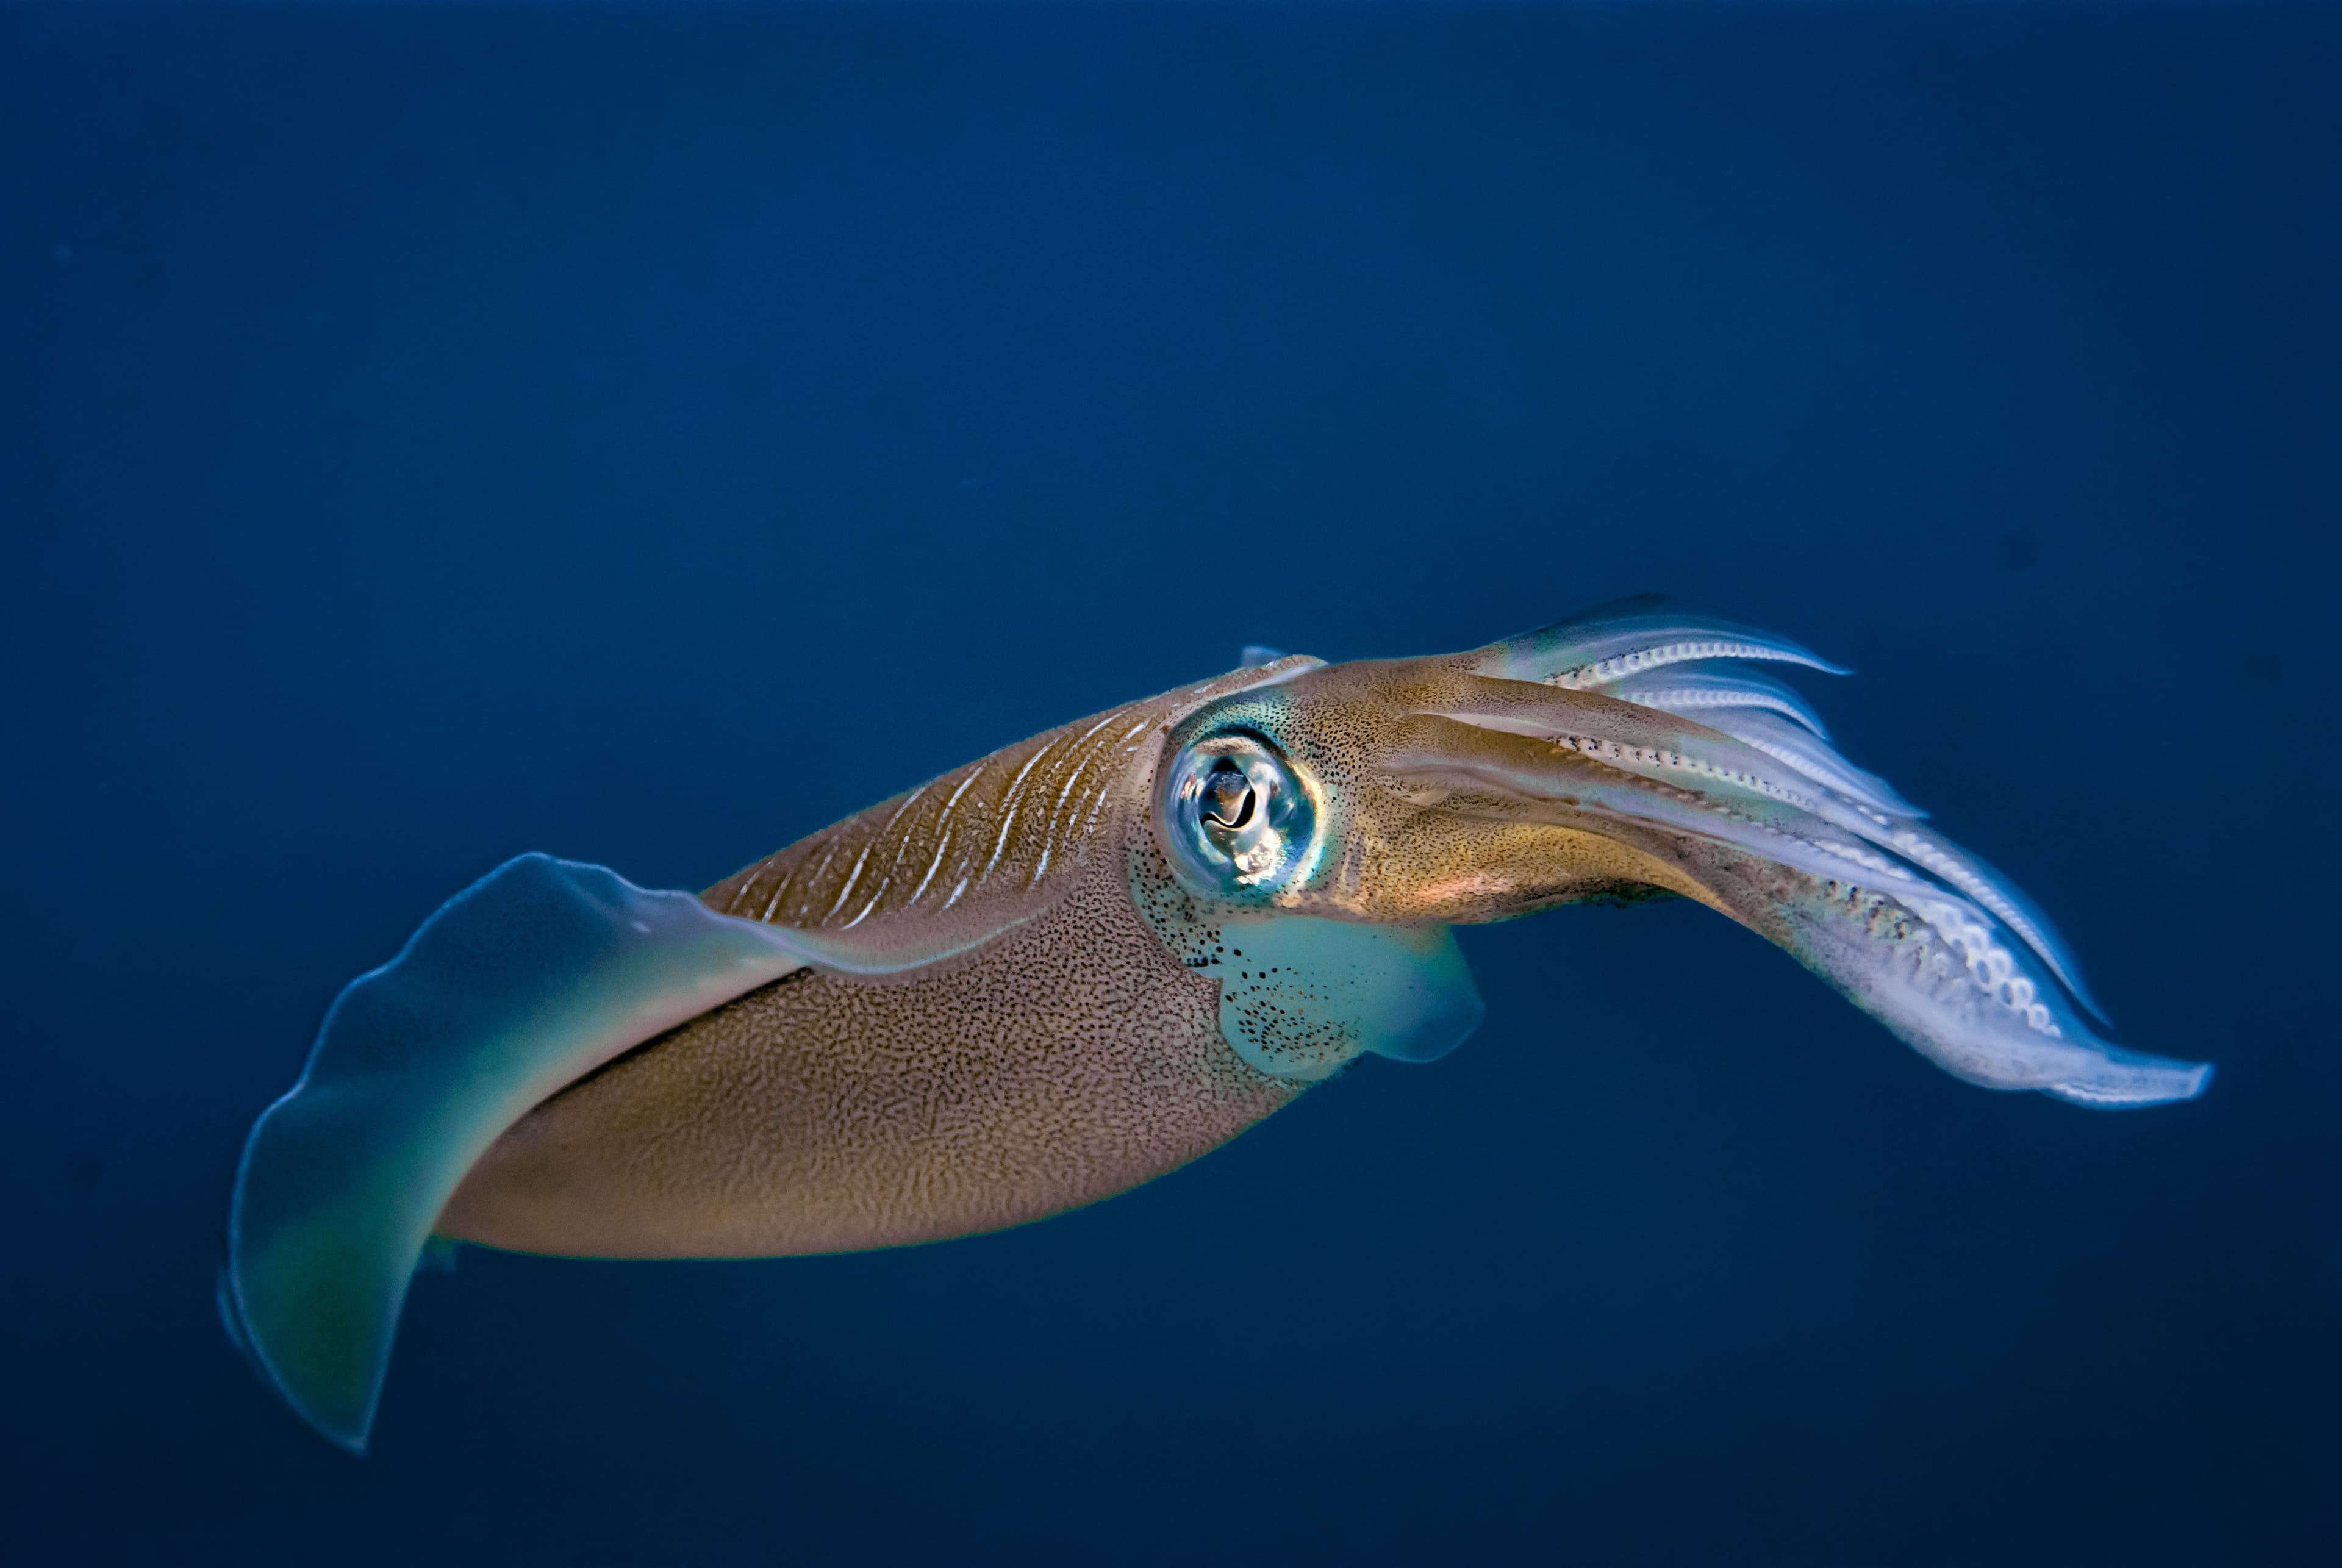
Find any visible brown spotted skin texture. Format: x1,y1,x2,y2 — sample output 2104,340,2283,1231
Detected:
697,696,1173,973
437,670,1312,1259
440,814,1297,1258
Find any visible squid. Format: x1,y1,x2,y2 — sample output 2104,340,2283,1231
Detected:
221,601,2209,1452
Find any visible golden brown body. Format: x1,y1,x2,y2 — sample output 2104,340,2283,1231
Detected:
442,696,1302,1259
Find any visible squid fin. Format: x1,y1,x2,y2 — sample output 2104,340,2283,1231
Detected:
222,853,815,1453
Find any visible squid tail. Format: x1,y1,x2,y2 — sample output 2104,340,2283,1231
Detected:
220,854,812,1452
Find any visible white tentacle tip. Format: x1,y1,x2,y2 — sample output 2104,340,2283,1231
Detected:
2046,1055,2215,1109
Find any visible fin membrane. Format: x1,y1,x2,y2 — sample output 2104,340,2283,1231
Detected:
222,853,817,1453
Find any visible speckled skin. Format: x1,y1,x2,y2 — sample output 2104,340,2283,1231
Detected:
439,671,1308,1259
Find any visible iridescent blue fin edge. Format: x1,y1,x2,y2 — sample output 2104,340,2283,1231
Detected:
221,854,815,1453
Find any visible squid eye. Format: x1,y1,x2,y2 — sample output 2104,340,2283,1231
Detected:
1160,732,1319,897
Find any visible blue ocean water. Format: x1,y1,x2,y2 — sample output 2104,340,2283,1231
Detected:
4,2,2336,1562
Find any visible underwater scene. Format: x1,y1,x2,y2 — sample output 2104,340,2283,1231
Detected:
4,3,2337,1563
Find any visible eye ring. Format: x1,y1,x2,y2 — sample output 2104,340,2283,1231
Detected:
1159,731,1319,898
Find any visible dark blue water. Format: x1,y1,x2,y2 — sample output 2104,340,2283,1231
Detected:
5,4,2336,1563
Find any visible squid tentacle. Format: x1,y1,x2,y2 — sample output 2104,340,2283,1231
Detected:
1602,665,1837,739
1433,675,2101,1021
1678,706,1927,823
1472,596,1852,689
1527,614,2106,1017
1385,715,2201,1108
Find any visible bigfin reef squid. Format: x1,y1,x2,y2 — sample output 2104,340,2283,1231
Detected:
221,600,2210,1453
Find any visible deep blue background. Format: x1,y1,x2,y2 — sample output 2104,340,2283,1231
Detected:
4,4,2337,1563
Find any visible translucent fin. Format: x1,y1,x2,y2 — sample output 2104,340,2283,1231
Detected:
222,854,817,1453
1208,916,1484,1081
1604,665,1835,739
1240,645,1288,668
1474,595,1850,689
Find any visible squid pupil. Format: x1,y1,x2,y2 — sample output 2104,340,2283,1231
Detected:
1199,766,1256,832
